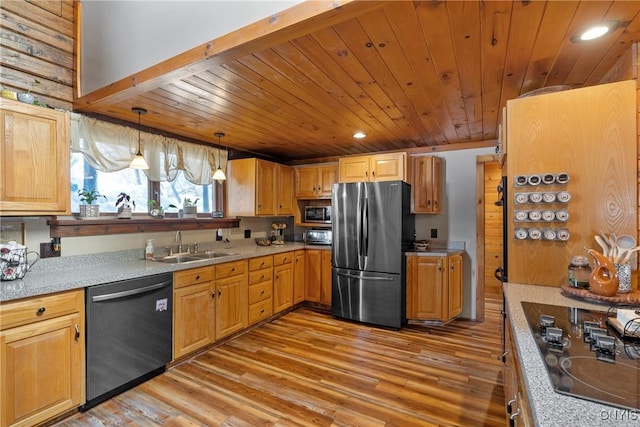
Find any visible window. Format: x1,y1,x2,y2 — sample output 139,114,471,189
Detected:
71,153,221,214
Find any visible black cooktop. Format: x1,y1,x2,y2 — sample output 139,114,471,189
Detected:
521,302,640,411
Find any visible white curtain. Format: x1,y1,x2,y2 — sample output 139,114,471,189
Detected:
69,113,227,185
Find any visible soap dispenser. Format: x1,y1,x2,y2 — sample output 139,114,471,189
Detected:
145,239,155,260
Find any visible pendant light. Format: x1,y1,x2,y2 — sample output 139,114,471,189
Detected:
130,107,149,170
212,132,227,183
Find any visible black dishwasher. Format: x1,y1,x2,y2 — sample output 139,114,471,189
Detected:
81,272,173,411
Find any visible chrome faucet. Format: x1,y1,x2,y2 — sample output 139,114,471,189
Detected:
176,230,183,254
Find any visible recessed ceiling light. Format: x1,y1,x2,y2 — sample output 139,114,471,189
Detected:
353,131,366,139
572,21,620,43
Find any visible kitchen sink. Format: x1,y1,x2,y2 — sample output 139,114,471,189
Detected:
153,251,237,264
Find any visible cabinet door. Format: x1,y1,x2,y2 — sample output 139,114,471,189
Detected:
317,165,338,197
295,167,319,198
339,156,370,183
305,250,322,302
0,100,70,215
320,250,332,305
1,313,83,427
407,256,445,319
173,283,215,359
273,262,294,313
215,274,248,339
410,156,441,213
370,153,406,182
277,165,294,215
293,250,306,304
448,254,463,318
256,160,277,215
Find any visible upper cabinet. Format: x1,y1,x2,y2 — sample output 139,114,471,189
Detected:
409,155,442,214
0,99,70,215
339,153,406,183
295,164,338,199
227,158,293,216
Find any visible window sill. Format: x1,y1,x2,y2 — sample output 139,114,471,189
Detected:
48,217,241,238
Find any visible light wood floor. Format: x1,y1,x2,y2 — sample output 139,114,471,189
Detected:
55,300,506,426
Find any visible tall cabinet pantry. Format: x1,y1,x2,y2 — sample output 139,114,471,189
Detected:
505,80,637,287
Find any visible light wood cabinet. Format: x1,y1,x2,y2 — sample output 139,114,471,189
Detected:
338,153,406,183
409,155,442,214
273,251,294,314
0,290,84,427
295,164,338,198
215,260,248,339
173,267,216,359
248,255,273,325
305,249,332,305
227,158,293,216
293,250,306,304
406,253,463,321
504,314,534,426
0,98,70,215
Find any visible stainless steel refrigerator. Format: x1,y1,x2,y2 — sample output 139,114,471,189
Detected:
331,180,414,328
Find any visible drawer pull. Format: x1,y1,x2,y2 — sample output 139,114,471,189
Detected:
231,267,235,272
195,274,200,280
260,290,265,295
261,309,265,314
261,274,265,280
37,307,46,315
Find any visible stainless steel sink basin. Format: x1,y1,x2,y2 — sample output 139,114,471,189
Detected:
153,251,237,264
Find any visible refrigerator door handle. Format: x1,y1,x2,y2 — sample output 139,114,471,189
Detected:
337,272,394,281
362,200,369,259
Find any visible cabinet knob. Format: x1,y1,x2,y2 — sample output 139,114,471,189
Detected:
195,274,200,280
212,291,216,299
261,274,265,280
260,309,265,314
450,264,454,271
37,307,46,315
218,289,222,297
74,324,80,342
231,267,235,272
260,290,265,295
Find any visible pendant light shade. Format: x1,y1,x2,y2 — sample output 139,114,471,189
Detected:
213,132,227,183
130,107,149,170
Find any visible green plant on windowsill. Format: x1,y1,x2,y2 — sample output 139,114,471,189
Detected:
116,192,136,219
77,188,107,219
147,200,177,219
181,197,200,218
17,79,41,105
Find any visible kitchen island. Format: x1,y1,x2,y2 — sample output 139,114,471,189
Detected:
504,283,639,426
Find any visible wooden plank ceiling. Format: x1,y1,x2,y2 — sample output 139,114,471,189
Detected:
74,0,640,163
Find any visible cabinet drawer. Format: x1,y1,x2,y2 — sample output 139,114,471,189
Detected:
249,269,273,286
215,260,247,279
0,289,83,330
174,267,214,289
249,256,273,271
249,300,272,324
249,281,272,304
273,251,293,266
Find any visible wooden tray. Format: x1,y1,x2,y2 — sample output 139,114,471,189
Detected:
560,284,640,305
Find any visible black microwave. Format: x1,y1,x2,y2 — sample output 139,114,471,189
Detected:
304,206,331,223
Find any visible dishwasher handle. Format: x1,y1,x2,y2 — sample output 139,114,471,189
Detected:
91,280,172,302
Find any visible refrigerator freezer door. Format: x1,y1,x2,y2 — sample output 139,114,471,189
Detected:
332,267,404,328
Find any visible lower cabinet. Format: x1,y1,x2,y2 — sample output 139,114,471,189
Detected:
248,255,273,325
293,250,305,304
504,314,534,426
173,266,216,359
305,249,332,305
0,289,85,427
273,252,294,314
406,253,463,321
215,260,248,339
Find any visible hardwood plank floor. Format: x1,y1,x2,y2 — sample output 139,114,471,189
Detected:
54,300,505,426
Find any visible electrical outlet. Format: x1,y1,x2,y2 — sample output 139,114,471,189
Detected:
430,228,438,238
244,229,251,238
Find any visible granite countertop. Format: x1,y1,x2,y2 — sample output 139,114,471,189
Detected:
503,282,640,426
0,241,308,303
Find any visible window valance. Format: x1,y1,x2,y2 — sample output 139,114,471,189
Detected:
69,113,227,185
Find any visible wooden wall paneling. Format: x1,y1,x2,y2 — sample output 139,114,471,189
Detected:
506,80,637,287
0,0,75,110
484,162,504,299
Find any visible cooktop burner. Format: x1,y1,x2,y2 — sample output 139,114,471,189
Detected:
521,302,640,411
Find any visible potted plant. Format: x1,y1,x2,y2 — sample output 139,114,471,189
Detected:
77,188,107,219
182,197,199,218
115,192,136,219
147,200,177,219
17,79,40,105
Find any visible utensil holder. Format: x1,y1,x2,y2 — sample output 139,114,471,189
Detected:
614,263,631,293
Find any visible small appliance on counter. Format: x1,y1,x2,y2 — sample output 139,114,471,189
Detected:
303,228,332,246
